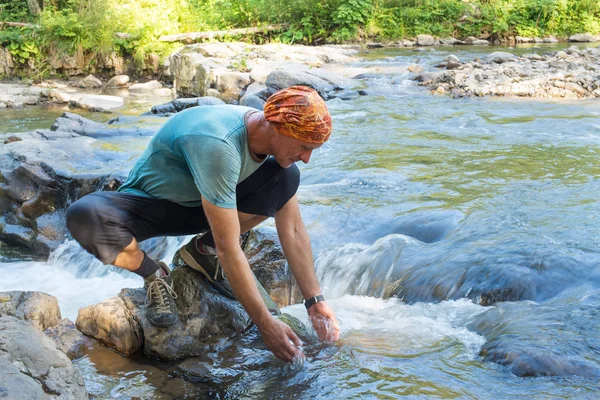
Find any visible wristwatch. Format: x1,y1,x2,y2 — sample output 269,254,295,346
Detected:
304,294,325,309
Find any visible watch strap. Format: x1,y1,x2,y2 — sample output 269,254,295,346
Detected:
304,295,325,309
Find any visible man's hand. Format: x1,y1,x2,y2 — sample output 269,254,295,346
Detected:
258,317,304,361
308,301,340,343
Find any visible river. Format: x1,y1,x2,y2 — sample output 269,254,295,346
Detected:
1,44,599,399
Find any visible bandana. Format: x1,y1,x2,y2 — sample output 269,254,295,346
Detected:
263,86,332,144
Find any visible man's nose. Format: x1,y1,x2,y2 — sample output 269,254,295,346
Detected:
299,149,312,163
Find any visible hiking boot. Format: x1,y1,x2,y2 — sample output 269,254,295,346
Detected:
179,236,236,300
144,262,178,327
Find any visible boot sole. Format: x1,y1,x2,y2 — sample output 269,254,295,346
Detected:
180,245,215,283
147,317,178,328
179,246,237,300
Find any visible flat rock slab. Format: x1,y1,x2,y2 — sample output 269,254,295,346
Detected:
0,316,88,399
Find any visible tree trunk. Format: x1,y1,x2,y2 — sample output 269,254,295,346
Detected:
26,0,43,16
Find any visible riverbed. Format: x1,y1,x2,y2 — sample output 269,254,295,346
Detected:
1,44,600,399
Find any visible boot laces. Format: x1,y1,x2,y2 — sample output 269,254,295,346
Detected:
213,258,226,281
145,278,178,313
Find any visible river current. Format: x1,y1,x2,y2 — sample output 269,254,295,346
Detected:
1,45,599,399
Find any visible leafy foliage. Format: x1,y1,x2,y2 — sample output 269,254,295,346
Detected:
1,0,600,75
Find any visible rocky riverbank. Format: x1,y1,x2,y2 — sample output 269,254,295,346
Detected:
0,240,311,399
414,45,600,99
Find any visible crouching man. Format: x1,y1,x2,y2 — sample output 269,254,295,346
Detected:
66,86,340,361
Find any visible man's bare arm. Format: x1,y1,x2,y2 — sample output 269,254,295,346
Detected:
275,195,340,341
201,198,302,361
275,194,321,299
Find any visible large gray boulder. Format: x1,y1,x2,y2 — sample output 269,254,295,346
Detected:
0,291,61,331
416,34,435,46
77,258,304,360
487,51,517,64
0,316,88,399
149,96,225,115
569,33,598,42
169,52,229,97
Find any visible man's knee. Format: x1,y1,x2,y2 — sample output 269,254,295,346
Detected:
66,197,96,244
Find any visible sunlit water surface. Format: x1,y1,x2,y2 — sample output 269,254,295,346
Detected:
1,45,600,399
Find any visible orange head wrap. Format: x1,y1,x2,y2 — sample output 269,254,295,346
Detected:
263,85,332,144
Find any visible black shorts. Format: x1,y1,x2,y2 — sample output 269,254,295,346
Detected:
66,158,299,264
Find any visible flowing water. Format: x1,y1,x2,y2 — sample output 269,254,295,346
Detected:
1,45,600,399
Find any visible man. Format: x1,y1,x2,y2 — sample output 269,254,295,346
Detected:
66,85,340,362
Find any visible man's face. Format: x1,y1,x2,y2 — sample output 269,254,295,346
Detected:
273,134,323,169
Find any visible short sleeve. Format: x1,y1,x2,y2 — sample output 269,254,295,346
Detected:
176,135,240,208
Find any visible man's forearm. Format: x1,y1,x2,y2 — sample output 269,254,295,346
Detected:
278,224,322,300
217,245,273,327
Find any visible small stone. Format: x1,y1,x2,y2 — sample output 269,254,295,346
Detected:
79,74,103,89
565,82,588,95
549,60,567,69
543,36,558,43
553,80,566,88
555,51,568,59
408,65,424,73
446,61,461,70
129,80,163,92
106,75,130,88
445,54,460,63
4,136,22,144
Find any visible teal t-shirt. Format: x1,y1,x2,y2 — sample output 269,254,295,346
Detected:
118,105,264,208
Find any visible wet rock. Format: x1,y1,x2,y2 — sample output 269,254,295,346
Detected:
3,136,22,144
416,34,435,46
149,96,225,115
488,52,517,64
471,301,600,378
76,296,142,356
0,291,61,332
543,36,558,43
516,36,534,44
265,70,335,99
212,70,252,102
77,264,304,360
439,37,460,46
244,229,296,308
333,89,360,100
50,112,155,137
464,37,489,45
408,65,424,73
0,316,88,399
239,94,265,110
569,33,598,42
129,80,163,92
0,113,139,256
68,93,124,112
45,318,95,360
366,42,384,49
79,74,102,89
48,90,71,103
106,74,130,88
